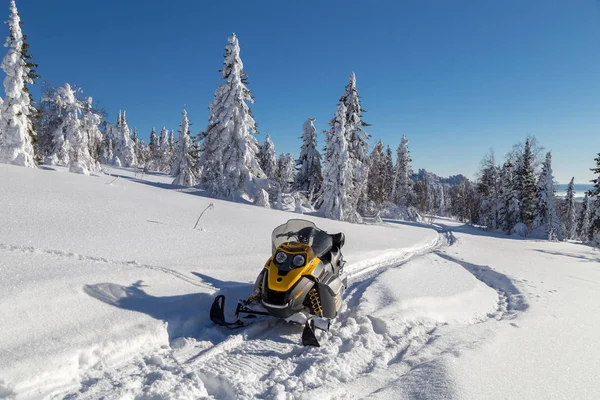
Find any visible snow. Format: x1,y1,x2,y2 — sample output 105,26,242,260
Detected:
1,164,600,399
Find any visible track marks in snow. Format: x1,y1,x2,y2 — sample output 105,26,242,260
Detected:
346,225,451,281
434,251,529,318
56,349,210,400
0,242,210,289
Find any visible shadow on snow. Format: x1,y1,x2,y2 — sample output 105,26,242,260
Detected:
533,249,600,263
83,277,254,344
101,171,257,206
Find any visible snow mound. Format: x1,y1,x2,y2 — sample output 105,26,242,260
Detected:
512,222,528,237
360,253,500,327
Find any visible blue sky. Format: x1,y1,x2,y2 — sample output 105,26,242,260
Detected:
15,0,600,184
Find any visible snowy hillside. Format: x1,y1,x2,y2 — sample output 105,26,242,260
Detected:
1,164,600,399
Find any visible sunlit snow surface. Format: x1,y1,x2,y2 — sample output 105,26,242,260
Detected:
1,164,599,399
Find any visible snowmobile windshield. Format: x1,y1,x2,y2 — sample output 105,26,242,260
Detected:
271,219,333,258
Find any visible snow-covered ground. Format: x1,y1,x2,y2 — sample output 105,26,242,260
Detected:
1,164,599,399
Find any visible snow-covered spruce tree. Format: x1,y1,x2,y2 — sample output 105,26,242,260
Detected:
0,0,36,167
477,150,499,230
170,131,180,176
276,153,295,193
168,129,175,168
199,33,264,199
147,127,159,171
563,177,577,240
339,72,370,216
515,138,537,229
496,161,520,234
589,153,600,242
449,178,479,223
425,177,436,215
103,122,121,165
18,3,39,162
258,133,277,179
577,193,592,241
437,184,446,217
534,152,561,240
384,145,394,200
136,138,148,169
132,127,139,161
294,118,323,201
37,84,67,164
35,83,57,160
102,137,114,165
53,84,95,174
172,108,199,187
392,135,415,207
42,83,96,173
367,140,387,206
319,102,352,221
132,127,146,168
112,110,136,167
80,97,102,170
157,126,169,172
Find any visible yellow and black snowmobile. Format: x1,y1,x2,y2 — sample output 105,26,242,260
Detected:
209,219,347,346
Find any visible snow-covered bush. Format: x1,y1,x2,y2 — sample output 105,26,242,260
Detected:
294,194,303,214
512,222,528,238
254,188,270,208
379,201,422,222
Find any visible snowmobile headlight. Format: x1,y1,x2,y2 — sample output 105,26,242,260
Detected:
275,251,288,264
292,254,306,267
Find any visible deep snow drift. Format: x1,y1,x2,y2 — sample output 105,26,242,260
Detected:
1,164,599,400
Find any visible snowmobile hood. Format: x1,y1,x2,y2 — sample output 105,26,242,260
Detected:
265,244,321,292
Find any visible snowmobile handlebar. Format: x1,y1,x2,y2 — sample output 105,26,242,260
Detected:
275,231,296,239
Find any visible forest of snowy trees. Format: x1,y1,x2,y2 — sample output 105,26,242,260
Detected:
472,138,600,244
1,0,599,245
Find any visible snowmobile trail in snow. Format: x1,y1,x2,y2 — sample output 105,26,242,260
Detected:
172,225,459,398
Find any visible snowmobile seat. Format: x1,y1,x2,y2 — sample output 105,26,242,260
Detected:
331,232,345,250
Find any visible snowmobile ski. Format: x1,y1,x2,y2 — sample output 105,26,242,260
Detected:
301,319,320,347
209,295,244,329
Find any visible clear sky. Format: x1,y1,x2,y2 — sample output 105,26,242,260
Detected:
14,0,600,184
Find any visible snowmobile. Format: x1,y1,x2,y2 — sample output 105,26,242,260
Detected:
209,219,347,347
